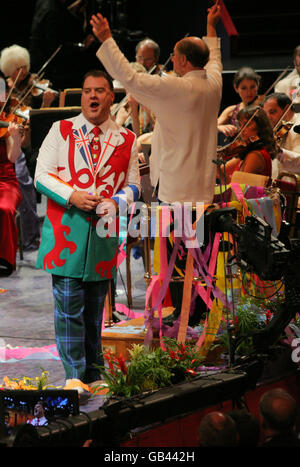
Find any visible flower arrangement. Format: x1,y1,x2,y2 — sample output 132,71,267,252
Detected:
97,339,206,398
216,293,285,355
1,368,61,390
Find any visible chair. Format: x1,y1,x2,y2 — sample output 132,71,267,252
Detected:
231,171,270,187
59,89,82,107
30,107,82,154
273,172,300,237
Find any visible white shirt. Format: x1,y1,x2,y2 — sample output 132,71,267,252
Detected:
97,36,222,204
273,113,300,177
275,69,300,98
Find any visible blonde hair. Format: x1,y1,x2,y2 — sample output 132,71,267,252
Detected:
0,44,30,77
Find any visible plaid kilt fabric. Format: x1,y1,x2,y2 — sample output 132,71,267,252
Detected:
52,275,109,383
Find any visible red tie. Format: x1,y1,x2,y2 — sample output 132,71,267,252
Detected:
91,127,101,167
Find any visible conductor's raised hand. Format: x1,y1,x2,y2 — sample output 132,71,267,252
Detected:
90,13,112,43
207,2,221,35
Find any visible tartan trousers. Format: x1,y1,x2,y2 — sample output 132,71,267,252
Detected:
52,275,109,383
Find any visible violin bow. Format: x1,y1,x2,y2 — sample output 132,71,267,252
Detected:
10,72,46,115
35,45,62,79
16,45,63,103
0,68,22,115
158,32,190,75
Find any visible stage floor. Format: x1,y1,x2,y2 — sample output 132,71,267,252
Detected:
0,196,148,413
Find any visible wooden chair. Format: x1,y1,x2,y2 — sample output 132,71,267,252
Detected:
59,88,82,107
231,171,270,187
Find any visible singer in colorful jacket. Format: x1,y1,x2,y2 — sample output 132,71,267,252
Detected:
34,70,140,388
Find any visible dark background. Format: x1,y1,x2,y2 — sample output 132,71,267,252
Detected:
1,0,299,111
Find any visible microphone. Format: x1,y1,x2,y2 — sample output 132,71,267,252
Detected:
293,125,300,134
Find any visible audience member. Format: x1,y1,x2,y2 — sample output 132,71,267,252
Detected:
259,388,300,447
198,411,238,447
227,409,260,447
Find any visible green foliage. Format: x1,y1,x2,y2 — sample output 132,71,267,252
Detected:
218,294,283,355
96,340,205,398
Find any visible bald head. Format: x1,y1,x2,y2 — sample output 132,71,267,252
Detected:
198,411,237,447
176,37,209,68
259,388,298,433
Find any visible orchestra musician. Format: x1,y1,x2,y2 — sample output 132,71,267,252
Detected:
0,100,23,275
275,45,300,100
217,67,262,141
112,62,153,136
135,38,162,75
0,44,57,110
263,92,300,177
218,105,277,184
0,45,47,250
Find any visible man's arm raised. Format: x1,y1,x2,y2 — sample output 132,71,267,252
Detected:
90,13,112,43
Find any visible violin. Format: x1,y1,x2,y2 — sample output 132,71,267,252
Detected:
0,111,25,138
274,121,293,145
217,139,248,161
217,135,264,163
29,77,59,97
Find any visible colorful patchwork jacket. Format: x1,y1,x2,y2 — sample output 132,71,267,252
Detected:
34,113,140,281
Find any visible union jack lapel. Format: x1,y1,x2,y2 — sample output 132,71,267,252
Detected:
73,124,94,170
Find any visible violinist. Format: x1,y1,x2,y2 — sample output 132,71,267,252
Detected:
219,106,277,184
0,75,40,252
135,38,162,75
218,67,262,141
0,44,57,110
263,92,300,177
275,45,300,99
112,62,153,137
0,107,23,276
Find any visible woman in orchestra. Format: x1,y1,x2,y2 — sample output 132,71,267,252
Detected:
0,112,23,275
219,105,278,184
218,67,262,141
0,62,41,252
0,44,56,110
